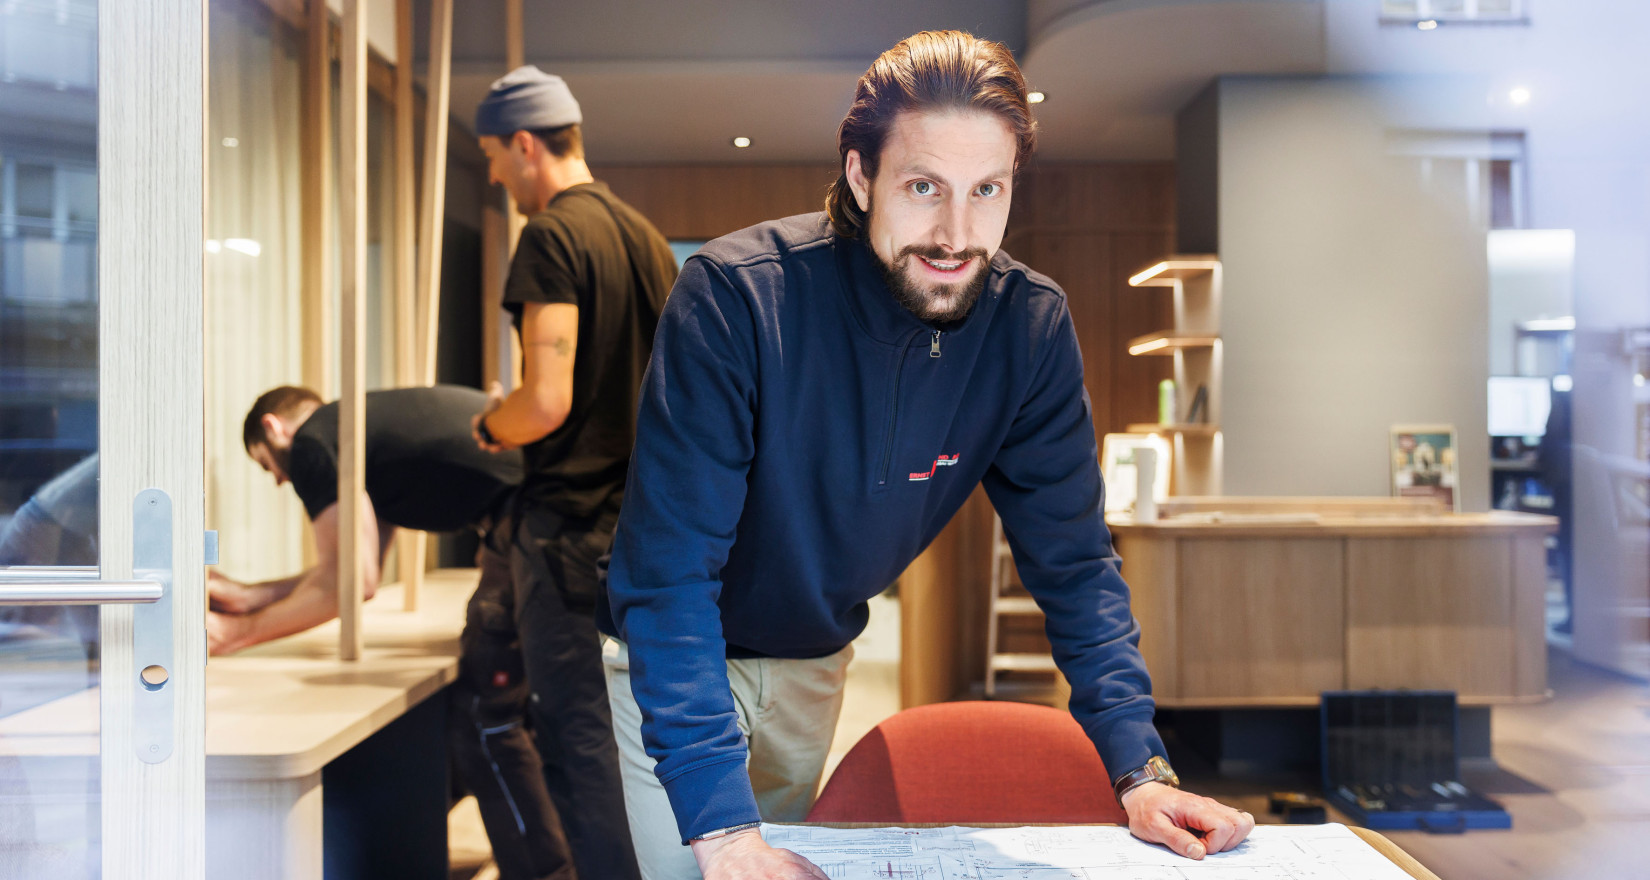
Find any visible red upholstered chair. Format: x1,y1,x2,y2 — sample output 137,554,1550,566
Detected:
806,701,1129,824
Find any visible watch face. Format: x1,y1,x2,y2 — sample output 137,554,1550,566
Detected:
1149,756,1181,787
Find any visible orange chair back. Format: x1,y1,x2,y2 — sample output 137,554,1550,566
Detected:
807,701,1128,824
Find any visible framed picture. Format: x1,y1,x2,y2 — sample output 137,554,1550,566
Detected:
1100,432,1172,514
1390,424,1460,512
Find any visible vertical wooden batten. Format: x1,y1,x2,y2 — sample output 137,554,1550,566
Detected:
498,0,524,387
337,0,368,661
99,0,207,873
393,0,422,609
416,0,452,386
299,0,332,397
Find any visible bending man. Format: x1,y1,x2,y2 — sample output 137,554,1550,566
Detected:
213,384,573,880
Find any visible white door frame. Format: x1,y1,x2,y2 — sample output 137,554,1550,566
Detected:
98,0,207,876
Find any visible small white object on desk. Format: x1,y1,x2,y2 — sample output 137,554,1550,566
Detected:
1134,446,1158,522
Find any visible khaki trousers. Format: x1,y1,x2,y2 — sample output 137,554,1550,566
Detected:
602,637,853,880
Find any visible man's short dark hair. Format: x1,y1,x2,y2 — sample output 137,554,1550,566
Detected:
243,386,322,452
825,31,1038,239
528,123,583,160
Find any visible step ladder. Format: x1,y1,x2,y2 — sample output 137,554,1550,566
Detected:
984,514,1058,697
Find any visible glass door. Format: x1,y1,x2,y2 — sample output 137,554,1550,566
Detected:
0,1,207,877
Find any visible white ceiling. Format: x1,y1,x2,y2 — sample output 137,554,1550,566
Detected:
418,0,1330,164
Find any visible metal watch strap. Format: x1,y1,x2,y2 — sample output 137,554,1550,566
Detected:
691,821,762,842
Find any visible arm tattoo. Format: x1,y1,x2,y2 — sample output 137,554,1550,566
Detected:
529,337,573,357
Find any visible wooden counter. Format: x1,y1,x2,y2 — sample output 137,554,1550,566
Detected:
0,569,477,879
1108,510,1557,708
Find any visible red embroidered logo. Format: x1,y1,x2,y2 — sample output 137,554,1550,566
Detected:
909,454,960,481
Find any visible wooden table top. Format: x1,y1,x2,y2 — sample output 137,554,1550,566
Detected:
0,570,477,781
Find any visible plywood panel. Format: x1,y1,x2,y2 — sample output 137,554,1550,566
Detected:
1510,534,1549,698
1347,537,1515,696
1114,532,1180,701
1177,538,1345,699
594,164,838,241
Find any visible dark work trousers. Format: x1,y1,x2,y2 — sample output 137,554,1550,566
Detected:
509,503,642,880
448,532,576,880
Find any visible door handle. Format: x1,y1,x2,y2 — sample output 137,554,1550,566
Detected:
0,489,178,763
0,568,162,605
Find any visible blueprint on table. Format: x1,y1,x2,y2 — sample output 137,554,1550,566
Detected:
759,822,1417,880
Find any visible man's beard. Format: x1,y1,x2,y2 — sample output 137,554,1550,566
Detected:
874,242,990,325
268,443,292,478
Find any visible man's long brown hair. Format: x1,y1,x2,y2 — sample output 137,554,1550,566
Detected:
825,30,1038,240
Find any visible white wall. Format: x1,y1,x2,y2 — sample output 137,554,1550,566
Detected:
1214,76,1492,510
1323,0,1650,674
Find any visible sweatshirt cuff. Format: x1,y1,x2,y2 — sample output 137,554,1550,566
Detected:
1090,711,1168,787
660,756,762,845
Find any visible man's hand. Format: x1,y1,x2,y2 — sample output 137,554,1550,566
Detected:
207,610,254,656
1121,782,1255,860
690,829,829,880
472,381,518,453
208,571,265,614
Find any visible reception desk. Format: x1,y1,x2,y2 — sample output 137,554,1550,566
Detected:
1108,501,1557,707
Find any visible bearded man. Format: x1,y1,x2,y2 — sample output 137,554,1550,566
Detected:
600,30,1256,880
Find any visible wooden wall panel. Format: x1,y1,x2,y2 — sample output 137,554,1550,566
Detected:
1177,538,1346,699
1346,537,1516,696
593,164,838,242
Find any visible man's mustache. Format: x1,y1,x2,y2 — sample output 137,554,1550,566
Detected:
897,244,989,264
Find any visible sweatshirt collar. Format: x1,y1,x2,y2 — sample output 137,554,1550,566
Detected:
832,235,1002,346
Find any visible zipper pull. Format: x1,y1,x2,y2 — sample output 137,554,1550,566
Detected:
930,330,942,358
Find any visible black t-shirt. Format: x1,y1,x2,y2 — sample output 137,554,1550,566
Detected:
288,386,524,532
501,181,676,519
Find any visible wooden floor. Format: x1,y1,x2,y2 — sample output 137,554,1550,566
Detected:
1176,648,1650,880
450,599,1648,880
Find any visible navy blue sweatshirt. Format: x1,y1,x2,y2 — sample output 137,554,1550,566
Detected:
606,213,1166,842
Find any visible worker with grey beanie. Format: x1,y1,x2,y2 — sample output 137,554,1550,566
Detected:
470,66,676,880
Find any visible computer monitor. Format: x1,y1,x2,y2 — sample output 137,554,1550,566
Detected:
1487,376,1552,437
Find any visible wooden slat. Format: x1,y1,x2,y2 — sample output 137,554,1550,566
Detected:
482,205,508,389
338,0,368,661
99,0,207,873
1177,538,1346,699
393,0,422,610
299,0,332,397
415,0,453,386
406,0,452,610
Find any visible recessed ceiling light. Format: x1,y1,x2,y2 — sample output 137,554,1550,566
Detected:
732,136,751,148
1027,90,1047,104
1509,87,1531,105
1416,19,1438,30
221,137,239,148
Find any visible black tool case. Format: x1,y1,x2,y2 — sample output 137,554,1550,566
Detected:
1320,690,1511,832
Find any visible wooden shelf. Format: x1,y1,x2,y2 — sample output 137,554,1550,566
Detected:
1128,254,1220,287
1127,331,1220,356
1127,423,1220,438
